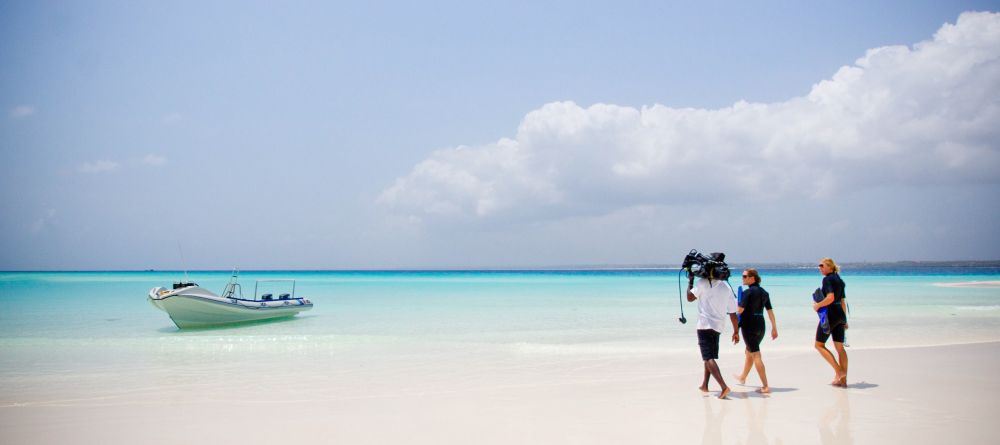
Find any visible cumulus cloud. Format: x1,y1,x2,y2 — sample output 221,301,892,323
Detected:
9,105,35,118
379,11,1000,223
142,154,167,166
77,160,120,174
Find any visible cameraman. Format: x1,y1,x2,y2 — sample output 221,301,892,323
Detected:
687,275,739,399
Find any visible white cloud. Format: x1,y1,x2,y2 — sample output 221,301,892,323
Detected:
9,105,35,118
77,160,120,174
379,11,1000,224
142,154,167,166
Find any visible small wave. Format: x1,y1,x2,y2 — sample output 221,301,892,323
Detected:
933,281,1000,288
954,305,1000,311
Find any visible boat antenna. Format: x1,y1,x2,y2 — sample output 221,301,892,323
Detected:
177,241,190,284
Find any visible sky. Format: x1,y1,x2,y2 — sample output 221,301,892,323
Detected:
1,0,999,270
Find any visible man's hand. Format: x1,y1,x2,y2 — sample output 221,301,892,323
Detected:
687,291,696,302
732,332,740,344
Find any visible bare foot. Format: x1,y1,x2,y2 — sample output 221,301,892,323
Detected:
756,387,771,394
831,372,847,386
719,387,731,399
733,374,746,385
699,385,709,393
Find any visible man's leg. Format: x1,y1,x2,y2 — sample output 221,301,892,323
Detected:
697,329,711,392
700,362,710,392
705,359,729,399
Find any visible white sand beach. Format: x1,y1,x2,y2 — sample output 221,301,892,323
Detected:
1,341,996,444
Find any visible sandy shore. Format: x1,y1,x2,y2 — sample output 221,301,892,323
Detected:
2,341,998,444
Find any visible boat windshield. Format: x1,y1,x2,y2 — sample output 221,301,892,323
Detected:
254,279,296,301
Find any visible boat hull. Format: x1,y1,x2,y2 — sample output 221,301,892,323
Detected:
148,286,312,329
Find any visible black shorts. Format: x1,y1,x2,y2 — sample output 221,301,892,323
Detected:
816,322,846,343
741,327,764,353
697,329,720,360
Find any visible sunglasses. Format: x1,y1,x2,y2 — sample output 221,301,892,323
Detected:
742,274,751,278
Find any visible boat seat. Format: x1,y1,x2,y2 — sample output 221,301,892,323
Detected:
262,293,273,300
279,293,290,300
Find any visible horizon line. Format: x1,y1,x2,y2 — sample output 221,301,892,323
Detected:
3,259,1000,273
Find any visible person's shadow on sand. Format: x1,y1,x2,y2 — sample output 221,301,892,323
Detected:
728,386,798,399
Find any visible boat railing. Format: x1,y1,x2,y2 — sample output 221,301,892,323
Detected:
221,268,244,300
221,282,243,300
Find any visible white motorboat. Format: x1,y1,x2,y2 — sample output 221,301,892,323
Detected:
148,271,313,328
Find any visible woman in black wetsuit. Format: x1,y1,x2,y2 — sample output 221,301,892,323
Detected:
814,257,849,387
734,268,777,393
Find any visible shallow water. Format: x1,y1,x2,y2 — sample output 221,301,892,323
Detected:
1,267,999,403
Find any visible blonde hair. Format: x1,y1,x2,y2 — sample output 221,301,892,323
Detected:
820,257,840,273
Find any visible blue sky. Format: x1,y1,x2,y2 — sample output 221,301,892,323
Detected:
1,1,999,270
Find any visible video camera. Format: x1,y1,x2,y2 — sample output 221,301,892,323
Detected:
681,249,731,282
676,249,733,324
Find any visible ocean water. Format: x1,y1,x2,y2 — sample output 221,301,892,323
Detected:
2,268,1000,349
1,267,999,405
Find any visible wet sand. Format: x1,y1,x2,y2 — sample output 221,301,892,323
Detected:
1,341,997,444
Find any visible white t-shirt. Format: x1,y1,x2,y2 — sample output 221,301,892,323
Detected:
691,278,737,333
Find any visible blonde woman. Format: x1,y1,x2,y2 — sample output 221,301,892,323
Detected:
814,258,848,387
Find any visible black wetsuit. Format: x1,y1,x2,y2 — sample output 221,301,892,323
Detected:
739,283,771,353
816,272,847,343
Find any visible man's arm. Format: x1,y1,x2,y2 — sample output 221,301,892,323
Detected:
730,313,740,344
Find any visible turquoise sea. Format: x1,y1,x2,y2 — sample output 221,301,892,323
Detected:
1,267,999,407
2,267,1000,352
